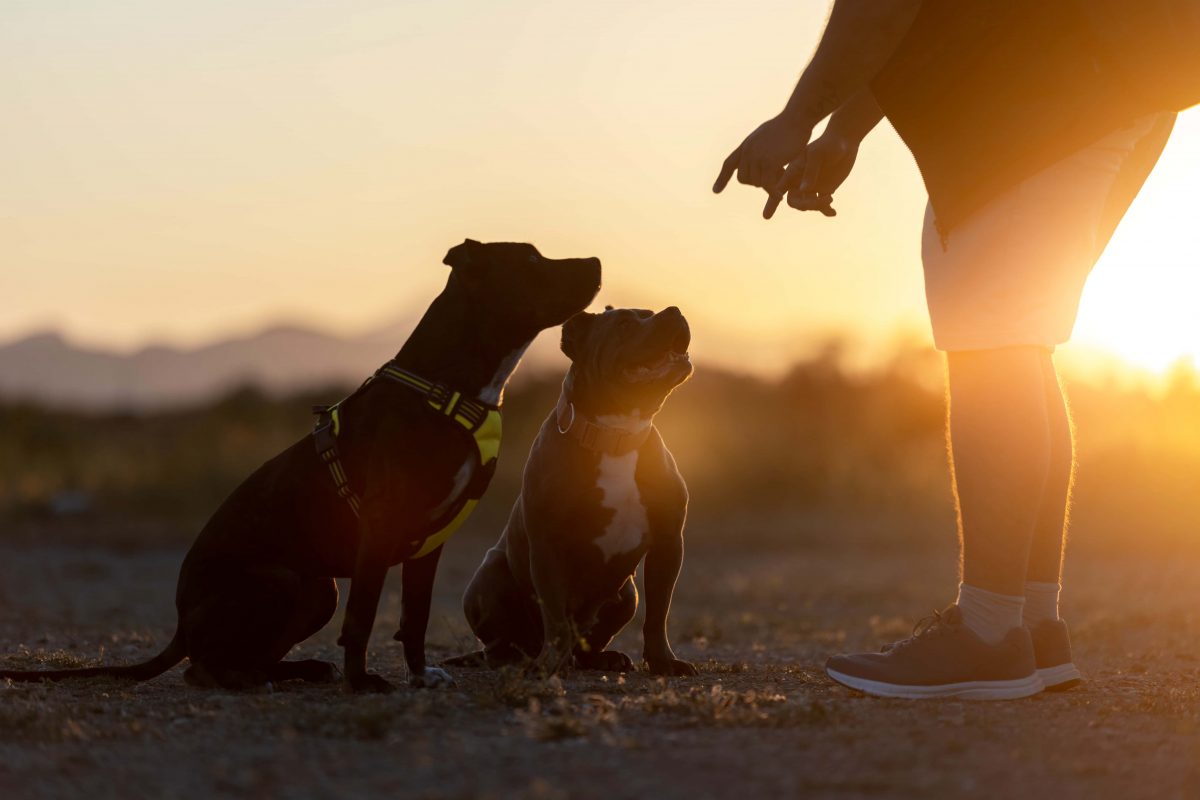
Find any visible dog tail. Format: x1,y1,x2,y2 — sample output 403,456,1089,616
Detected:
0,631,186,683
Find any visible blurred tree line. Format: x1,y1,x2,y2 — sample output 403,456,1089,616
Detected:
1,350,1196,554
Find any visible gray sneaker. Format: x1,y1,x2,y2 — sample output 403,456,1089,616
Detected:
826,605,1042,700
1028,618,1083,691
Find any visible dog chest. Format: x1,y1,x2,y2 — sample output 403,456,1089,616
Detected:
593,450,649,561
426,459,473,522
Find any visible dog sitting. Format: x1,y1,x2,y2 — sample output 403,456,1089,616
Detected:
0,239,600,693
452,305,696,676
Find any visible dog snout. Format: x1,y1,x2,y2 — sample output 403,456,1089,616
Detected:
655,306,685,325
556,257,601,312
582,257,601,285
654,307,690,351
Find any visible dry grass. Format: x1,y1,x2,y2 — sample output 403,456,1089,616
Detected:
1,646,99,671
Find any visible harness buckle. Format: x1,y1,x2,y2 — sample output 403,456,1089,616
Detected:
312,404,340,456
427,381,454,413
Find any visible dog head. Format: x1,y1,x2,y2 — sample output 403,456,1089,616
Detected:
561,306,692,417
443,239,601,343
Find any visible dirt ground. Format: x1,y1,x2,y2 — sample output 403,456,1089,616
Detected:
1,525,1198,800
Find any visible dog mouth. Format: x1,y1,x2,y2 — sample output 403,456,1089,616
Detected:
621,328,691,383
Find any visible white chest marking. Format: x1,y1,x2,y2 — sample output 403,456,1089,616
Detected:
427,459,472,521
594,450,649,561
479,342,531,406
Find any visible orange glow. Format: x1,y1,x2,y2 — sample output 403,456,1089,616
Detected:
2,2,1196,381
1073,111,1200,376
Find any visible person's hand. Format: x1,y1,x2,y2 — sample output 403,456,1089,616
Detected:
784,130,860,217
713,113,814,219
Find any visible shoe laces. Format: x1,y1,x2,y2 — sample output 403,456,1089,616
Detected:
885,609,955,653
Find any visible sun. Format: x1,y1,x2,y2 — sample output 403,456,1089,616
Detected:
1075,260,1200,374
1071,109,1200,376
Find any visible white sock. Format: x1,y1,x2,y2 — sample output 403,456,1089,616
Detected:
955,583,1025,645
1022,581,1061,627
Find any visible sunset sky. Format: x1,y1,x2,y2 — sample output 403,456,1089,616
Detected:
5,0,1198,377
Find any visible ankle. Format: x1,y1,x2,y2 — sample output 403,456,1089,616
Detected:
1022,581,1062,627
956,583,1025,645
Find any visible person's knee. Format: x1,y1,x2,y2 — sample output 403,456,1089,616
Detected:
946,346,1054,399
946,344,1050,374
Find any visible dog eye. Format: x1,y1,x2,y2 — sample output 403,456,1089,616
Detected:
528,254,538,264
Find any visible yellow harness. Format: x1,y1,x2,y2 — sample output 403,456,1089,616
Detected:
313,362,501,559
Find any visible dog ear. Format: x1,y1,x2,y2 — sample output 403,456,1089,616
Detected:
443,239,483,270
560,312,594,362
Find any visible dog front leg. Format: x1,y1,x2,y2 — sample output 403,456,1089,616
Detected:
393,546,454,688
529,554,575,676
643,530,696,676
339,524,394,693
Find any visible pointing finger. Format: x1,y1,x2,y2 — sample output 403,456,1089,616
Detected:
765,160,805,219
763,190,783,219
774,157,806,198
713,147,740,193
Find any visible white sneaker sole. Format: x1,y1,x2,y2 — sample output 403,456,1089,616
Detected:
1037,663,1083,691
826,667,1044,700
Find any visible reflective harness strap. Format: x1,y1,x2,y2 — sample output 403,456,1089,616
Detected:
375,363,493,434
312,405,362,515
312,361,500,523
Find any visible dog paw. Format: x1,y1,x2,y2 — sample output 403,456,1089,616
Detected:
576,650,634,672
346,673,396,694
646,658,697,677
410,667,456,689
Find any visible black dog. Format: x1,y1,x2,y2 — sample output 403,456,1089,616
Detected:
452,306,696,676
0,240,600,692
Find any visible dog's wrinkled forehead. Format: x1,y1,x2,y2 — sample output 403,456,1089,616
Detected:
597,306,653,326
562,306,654,363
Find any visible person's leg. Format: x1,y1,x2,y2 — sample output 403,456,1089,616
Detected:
945,346,1085,658
826,117,1171,700
1019,355,1084,688
1027,352,1074,586
1021,352,1074,630
946,346,1051,598
825,345,1049,701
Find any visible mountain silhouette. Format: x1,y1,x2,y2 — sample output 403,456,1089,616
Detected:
0,320,568,410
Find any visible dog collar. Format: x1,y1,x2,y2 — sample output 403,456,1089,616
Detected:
554,393,652,456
